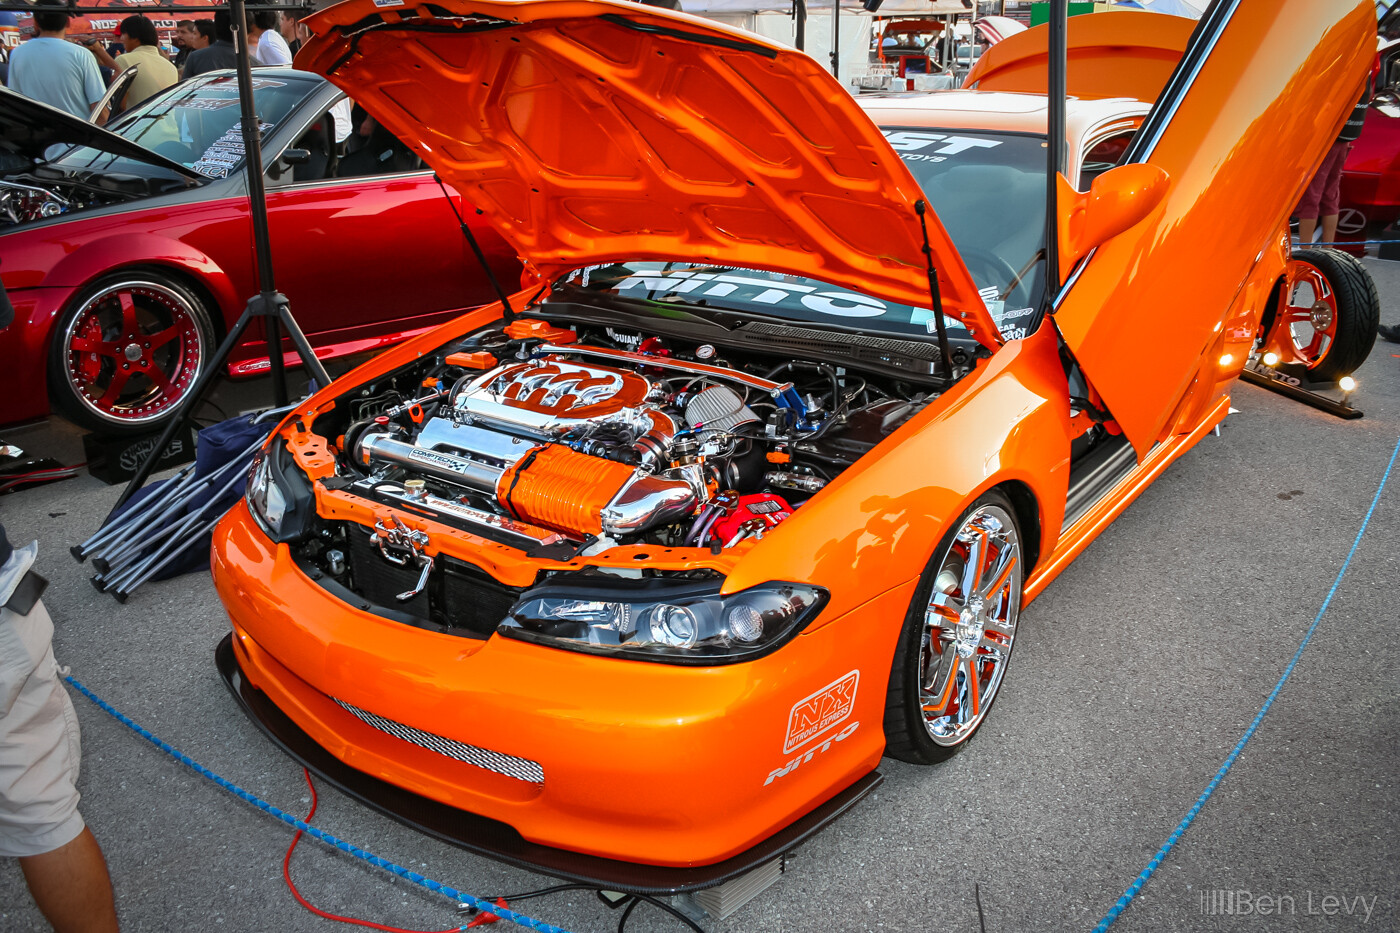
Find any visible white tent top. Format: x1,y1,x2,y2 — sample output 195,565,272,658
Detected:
681,0,972,14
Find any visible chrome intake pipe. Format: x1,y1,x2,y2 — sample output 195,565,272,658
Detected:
356,432,503,493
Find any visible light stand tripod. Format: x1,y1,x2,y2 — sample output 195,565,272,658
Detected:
74,0,333,509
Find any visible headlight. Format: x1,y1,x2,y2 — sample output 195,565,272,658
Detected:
499,580,827,664
246,450,288,536
245,440,313,542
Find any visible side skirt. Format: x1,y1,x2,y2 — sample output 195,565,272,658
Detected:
1023,395,1231,604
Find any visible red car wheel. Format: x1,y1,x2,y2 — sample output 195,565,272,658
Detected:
1269,248,1379,381
49,276,214,435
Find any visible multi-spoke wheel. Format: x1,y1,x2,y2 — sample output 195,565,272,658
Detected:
47,275,214,435
1266,248,1378,382
883,490,1024,764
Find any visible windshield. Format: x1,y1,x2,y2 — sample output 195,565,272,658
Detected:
884,127,1047,332
48,73,319,180
553,129,1047,343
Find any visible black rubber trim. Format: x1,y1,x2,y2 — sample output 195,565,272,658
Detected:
598,13,778,58
215,633,882,895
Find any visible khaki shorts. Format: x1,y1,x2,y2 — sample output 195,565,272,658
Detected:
0,600,85,858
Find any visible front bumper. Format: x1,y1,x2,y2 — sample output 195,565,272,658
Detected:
211,501,906,890
217,634,878,894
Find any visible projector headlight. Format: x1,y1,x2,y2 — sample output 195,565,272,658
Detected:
500,580,827,664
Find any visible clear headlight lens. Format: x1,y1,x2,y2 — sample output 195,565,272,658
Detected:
246,450,288,537
500,581,827,664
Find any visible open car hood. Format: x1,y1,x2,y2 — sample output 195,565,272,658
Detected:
298,0,1001,350
0,87,201,180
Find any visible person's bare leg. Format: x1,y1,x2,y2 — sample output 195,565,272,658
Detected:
18,827,118,933
1321,212,1340,245
1298,216,1317,243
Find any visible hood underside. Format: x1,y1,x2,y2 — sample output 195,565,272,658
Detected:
0,87,200,179
298,0,1001,349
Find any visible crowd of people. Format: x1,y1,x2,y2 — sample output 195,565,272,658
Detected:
2,0,308,122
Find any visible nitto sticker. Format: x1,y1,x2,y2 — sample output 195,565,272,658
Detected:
765,721,859,786
783,670,859,754
373,0,406,6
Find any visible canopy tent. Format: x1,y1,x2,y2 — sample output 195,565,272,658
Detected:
974,14,1026,43
1111,0,1203,17
680,0,971,13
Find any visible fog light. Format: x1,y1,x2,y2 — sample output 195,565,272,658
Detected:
1262,352,1280,367
727,604,764,643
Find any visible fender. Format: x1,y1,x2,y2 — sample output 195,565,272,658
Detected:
0,196,252,323
42,233,242,325
724,319,1073,625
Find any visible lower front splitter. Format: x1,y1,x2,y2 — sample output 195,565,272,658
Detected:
215,633,882,895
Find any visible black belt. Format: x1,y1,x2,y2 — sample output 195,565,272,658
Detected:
4,570,47,616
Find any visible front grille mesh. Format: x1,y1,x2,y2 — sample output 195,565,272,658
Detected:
333,698,544,785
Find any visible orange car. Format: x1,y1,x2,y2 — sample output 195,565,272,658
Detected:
211,0,1377,894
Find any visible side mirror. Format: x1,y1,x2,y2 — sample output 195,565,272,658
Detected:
1056,162,1170,282
269,148,311,179
1372,90,1400,120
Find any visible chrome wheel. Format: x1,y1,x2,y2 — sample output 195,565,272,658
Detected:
919,503,1021,747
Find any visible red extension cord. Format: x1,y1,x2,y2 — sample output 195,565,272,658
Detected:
283,767,505,931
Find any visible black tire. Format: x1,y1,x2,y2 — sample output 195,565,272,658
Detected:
47,272,215,436
1276,247,1379,382
883,488,1024,765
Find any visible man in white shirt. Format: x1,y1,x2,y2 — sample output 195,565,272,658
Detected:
6,0,104,120
248,11,292,65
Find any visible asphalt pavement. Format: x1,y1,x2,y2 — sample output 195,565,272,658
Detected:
1,261,1397,932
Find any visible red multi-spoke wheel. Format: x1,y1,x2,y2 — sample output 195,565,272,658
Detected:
1279,260,1338,366
1265,248,1379,382
883,489,1024,764
48,276,214,434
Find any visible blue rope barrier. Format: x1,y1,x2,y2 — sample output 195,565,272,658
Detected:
1091,428,1400,932
62,674,577,933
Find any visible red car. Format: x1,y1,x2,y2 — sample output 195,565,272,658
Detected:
1337,37,1400,251
0,69,520,435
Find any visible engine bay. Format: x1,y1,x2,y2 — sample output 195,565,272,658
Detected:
279,313,942,629
0,171,163,227
332,317,932,547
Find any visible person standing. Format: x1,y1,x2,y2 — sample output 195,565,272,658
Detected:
1296,84,1369,246
182,11,236,78
87,16,178,111
5,0,105,120
172,20,196,70
247,11,291,66
0,264,119,933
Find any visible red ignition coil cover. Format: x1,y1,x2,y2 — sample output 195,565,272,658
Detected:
711,493,793,543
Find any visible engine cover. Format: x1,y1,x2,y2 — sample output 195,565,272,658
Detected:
452,357,672,442
357,356,699,539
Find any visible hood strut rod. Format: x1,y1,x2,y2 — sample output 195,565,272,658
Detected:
435,175,515,323
915,199,954,378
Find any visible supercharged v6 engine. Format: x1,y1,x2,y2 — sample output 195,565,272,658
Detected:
267,317,936,635
349,343,790,551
